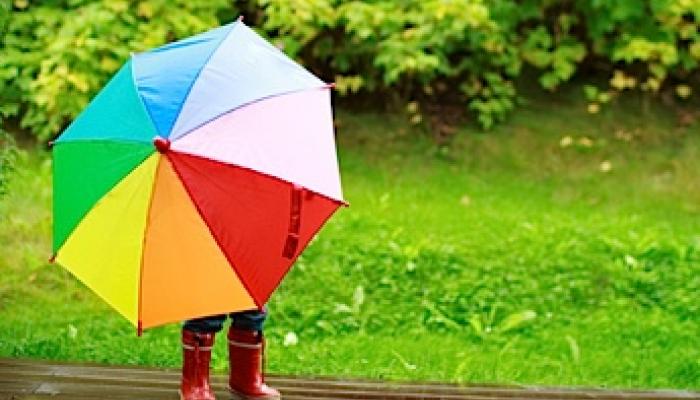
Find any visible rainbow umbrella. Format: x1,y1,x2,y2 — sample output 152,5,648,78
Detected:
51,19,345,334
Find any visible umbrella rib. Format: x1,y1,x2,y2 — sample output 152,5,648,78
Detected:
129,55,165,139
166,22,241,139
136,155,163,335
53,137,152,146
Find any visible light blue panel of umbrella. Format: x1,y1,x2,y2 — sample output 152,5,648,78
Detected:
132,23,234,138
168,22,325,140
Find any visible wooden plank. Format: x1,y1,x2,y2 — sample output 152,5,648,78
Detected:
268,378,596,399
3,360,695,400
0,393,349,400
0,378,41,394
0,365,585,400
0,360,509,396
1,358,698,400
3,368,694,400
0,373,516,400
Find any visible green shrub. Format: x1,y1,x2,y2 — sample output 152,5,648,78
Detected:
1,0,230,141
255,0,522,129
254,0,699,127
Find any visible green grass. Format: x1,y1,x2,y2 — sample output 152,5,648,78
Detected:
1,89,699,390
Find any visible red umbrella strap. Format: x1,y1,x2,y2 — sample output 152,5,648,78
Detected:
282,185,303,259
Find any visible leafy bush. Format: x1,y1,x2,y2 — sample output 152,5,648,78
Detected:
255,0,521,129
1,0,230,141
2,0,699,139
255,0,699,128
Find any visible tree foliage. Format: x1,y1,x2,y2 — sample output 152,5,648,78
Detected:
1,0,230,141
2,0,700,140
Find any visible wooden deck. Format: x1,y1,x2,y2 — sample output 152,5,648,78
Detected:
1,358,698,400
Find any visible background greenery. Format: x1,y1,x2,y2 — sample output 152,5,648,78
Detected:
2,0,700,139
1,87,699,389
1,0,700,391
0,130,16,196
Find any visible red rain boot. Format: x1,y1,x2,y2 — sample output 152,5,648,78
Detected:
227,327,280,400
180,329,216,400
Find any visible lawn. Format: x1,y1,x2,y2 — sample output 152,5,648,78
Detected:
1,87,699,390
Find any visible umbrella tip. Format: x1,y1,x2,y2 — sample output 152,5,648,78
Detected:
153,136,171,154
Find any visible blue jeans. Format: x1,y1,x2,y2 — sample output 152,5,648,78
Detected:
183,308,267,333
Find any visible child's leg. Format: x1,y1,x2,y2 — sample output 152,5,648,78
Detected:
180,315,225,400
229,308,267,332
183,314,227,333
227,307,279,399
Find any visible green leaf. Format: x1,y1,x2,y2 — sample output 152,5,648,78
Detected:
496,310,537,333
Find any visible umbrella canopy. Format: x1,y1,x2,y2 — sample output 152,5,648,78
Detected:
51,19,345,332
